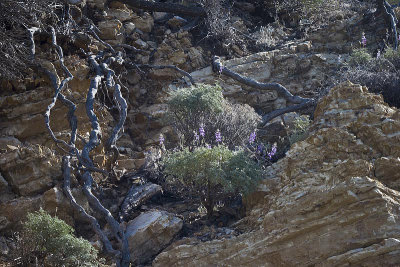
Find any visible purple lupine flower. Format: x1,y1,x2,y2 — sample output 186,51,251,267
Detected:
249,131,256,143
194,131,199,141
361,33,366,47
377,50,381,59
206,144,211,149
199,126,205,137
219,64,223,74
398,34,400,41
159,134,165,145
267,144,277,159
215,129,222,143
257,144,264,154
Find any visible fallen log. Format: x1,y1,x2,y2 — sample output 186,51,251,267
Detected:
120,183,163,221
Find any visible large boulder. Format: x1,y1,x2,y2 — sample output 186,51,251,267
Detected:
126,210,182,265
153,82,400,266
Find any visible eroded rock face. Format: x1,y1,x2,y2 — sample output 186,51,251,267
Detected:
189,45,343,113
153,82,400,266
0,144,60,196
126,210,182,265
0,186,88,233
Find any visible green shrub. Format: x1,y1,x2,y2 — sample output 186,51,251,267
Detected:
383,47,400,59
348,48,373,66
162,145,263,217
167,84,261,148
288,116,311,145
168,83,225,116
18,209,100,266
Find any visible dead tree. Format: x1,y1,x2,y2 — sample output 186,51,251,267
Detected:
24,2,195,265
212,56,316,126
376,0,399,49
32,23,131,265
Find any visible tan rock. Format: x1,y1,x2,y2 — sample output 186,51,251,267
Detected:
105,8,133,22
0,186,88,233
134,39,148,49
139,104,168,120
124,22,136,34
0,137,22,150
132,13,154,33
0,145,60,196
133,158,146,169
87,0,106,9
153,82,400,266
374,157,400,190
126,210,182,264
98,19,122,40
167,16,187,30
0,196,42,232
116,159,136,171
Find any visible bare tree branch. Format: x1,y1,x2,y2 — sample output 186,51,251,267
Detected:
62,156,120,258
43,27,76,152
211,56,315,125
383,0,398,49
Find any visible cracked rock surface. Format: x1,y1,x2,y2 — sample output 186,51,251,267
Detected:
153,82,400,266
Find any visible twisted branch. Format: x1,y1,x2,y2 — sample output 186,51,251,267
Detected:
211,56,315,125
62,156,120,258
383,0,398,49
82,54,130,267
43,28,76,152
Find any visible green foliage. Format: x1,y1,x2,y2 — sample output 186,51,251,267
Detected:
348,48,373,66
383,47,400,61
288,116,311,145
168,83,225,116
167,84,261,148
386,0,398,5
162,145,263,216
20,209,100,266
300,0,324,8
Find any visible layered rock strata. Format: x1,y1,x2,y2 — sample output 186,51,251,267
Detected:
153,82,400,266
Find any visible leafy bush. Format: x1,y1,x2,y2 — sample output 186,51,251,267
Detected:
167,84,261,148
348,48,373,66
341,47,400,108
162,145,263,217
383,47,400,68
288,116,311,145
16,209,100,266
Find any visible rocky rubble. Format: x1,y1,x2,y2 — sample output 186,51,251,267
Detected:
153,82,400,266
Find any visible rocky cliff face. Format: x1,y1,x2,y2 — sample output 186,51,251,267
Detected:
153,82,400,266
0,0,394,264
